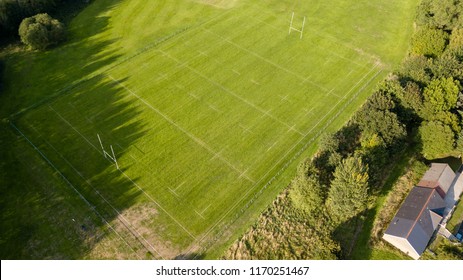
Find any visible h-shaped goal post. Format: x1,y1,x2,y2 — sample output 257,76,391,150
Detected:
97,133,119,169
288,12,306,39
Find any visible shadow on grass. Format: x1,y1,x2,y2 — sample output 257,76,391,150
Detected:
0,0,164,259
347,146,418,259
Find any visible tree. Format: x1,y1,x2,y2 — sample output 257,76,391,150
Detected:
423,77,461,114
355,106,406,147
289,160,324,216
431,50,463,80
419,121,456,159
326,156,369,224
399,55,432,85
416,0,463,30
449,28,463,49
411,27,449,58
18,13,65,50
0,0,59,37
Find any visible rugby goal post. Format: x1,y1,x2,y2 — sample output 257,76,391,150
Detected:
97,134,119,169
288,12,306,39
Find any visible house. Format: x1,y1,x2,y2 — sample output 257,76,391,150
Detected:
382,163,457,259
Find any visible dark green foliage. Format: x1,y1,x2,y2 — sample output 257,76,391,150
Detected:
399,55,432,85
422,77,461,113
356,133,388,186
18,13,64,50
0,0,59,37
419,121,456,159
431,50,463,80
411,27,449,58
416,0,463,30
326,156,369,224
354,91,406,146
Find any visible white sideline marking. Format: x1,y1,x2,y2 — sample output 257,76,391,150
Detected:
12,123,143,259
48,105,197,240
108,75,255,184
158,50,304,136
190,65,383,254
266,140,278,152
168,187,179,197
194,210,206,220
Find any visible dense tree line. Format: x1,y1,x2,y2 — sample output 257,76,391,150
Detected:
0,0,61,37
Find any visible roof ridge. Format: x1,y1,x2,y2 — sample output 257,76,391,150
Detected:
405,188,435,238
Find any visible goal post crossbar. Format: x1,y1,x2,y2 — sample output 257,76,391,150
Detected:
97,133,119,169
288,12,306,39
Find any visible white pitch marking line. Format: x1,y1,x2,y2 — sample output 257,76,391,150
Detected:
239,124,252,134
202,28,329,93
168,187,179,197
279,95,289,102
28,126,160,259
201,204,212,214
210,149,223,161
195,210,206,220
108,75,255,184
238,169,254,183
191,66,383,252
197,50,208,57
304,107,315,116
157,50,304,136
326,89,343,99
174,181,186,192
267,140,279,152
287,124,299,133
189,93,200,100
250,79,260,85
48,104,196,240
232,69,241,75
208,104,220,113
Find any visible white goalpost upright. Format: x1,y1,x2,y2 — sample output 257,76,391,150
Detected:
288,12,306,39
97,133,119,169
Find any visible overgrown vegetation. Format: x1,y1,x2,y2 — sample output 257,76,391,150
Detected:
226,0,463,260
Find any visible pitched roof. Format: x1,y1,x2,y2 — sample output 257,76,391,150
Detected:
384,187,445,239
418,163,456,196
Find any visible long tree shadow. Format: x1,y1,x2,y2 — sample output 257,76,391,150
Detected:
0,0,166,259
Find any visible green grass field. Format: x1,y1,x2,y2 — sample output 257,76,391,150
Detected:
1,0,419,259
